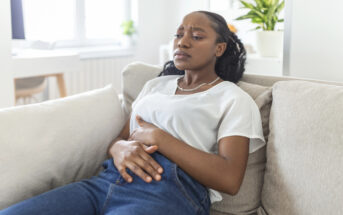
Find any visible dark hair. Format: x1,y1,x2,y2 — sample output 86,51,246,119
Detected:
158,11,246,83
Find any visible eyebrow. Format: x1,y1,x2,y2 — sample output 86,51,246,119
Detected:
177,26,206,33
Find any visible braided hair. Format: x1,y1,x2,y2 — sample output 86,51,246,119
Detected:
158,11,246,83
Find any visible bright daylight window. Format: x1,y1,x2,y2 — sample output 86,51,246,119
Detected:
22,0,131,49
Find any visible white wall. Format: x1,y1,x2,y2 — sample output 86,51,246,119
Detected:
133,0,208,65
0,0,15,108
283,0,343,82
165,0,208,30
132,0,172,64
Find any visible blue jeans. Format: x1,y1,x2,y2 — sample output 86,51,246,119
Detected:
0,152,210,215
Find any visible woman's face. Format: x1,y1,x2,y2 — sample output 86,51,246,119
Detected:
173,12,226,71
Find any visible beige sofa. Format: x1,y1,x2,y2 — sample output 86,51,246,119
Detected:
1,61,342,214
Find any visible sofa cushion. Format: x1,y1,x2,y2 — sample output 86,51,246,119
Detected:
259,80,343,214
211,82,272,215
237,81,272,143
121,61,162,117
0,85,125,210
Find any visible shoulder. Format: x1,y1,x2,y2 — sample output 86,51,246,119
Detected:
144,75,181,91
220,81,255,103
217,81,259,116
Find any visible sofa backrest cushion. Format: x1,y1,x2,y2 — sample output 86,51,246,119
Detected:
260,80,343,214
121,62,273,215
121,61,162,117
0,85,125,210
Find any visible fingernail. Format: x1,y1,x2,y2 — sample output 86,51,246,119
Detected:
155,175,161,180
128,178,132,183
158,168,163,173
146,176,152,181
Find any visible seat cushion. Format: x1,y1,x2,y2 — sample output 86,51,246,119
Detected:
0,85,126,209
259,80,343,214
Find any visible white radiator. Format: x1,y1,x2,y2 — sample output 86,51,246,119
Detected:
48,57,134,100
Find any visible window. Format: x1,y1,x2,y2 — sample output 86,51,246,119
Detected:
22,0,133,48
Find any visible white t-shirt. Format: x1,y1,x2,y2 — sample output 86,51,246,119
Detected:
130,75,266,203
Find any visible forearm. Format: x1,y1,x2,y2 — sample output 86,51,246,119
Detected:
157,132,243,195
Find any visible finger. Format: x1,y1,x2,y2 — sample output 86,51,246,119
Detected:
135,155,161,181
143,145,158,154
126,161,152,183
140,150,164,175
135,115,142,125
128,131,136,141
117,166,133,183
136,115,142,121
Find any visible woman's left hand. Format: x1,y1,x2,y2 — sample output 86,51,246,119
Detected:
128,115,164,147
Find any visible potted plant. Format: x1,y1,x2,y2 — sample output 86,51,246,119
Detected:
120,20,136,47
235,0,285,57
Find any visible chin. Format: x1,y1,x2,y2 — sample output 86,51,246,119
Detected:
173,60,191,71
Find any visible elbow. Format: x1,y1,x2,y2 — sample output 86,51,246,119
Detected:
230,186,241,196
221,176,244,196
222,185,240,196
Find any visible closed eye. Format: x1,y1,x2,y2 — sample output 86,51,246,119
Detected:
174,34,183,39
193,36,203,40
174,34,203,41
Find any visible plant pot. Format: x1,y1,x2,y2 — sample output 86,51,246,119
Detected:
256,31,283,57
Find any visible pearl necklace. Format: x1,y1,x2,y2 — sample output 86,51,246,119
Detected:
177,76,220,92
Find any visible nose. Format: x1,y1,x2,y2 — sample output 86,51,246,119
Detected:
176,34,191,48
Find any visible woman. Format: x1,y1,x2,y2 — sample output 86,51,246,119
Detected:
0,11,265,215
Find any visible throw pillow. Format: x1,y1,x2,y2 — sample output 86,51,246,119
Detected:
259,80,343,214
0,85,126,209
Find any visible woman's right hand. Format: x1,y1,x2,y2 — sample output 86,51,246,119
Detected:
108,140,164,183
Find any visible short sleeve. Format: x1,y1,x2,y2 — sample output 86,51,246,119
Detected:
217,95,266,154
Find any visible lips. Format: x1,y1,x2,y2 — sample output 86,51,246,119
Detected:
174,50,191,60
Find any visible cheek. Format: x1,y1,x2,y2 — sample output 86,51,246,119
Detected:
194,46,216,60
173,39,178,50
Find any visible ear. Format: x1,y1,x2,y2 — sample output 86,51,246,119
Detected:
215,42,227,57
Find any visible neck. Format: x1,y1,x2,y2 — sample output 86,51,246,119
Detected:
182,70,218,86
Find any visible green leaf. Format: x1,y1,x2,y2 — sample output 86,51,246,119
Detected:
263,0,272,7
238,0,265,20
251,8,266,19
249,26,262,31
247,10,263,18
121,20,136,36
252,17,264,23
275,0,285,14
240,0,257,10
266,0,278,30
235,14,257,20
278,19,284,22
255,0,264,9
